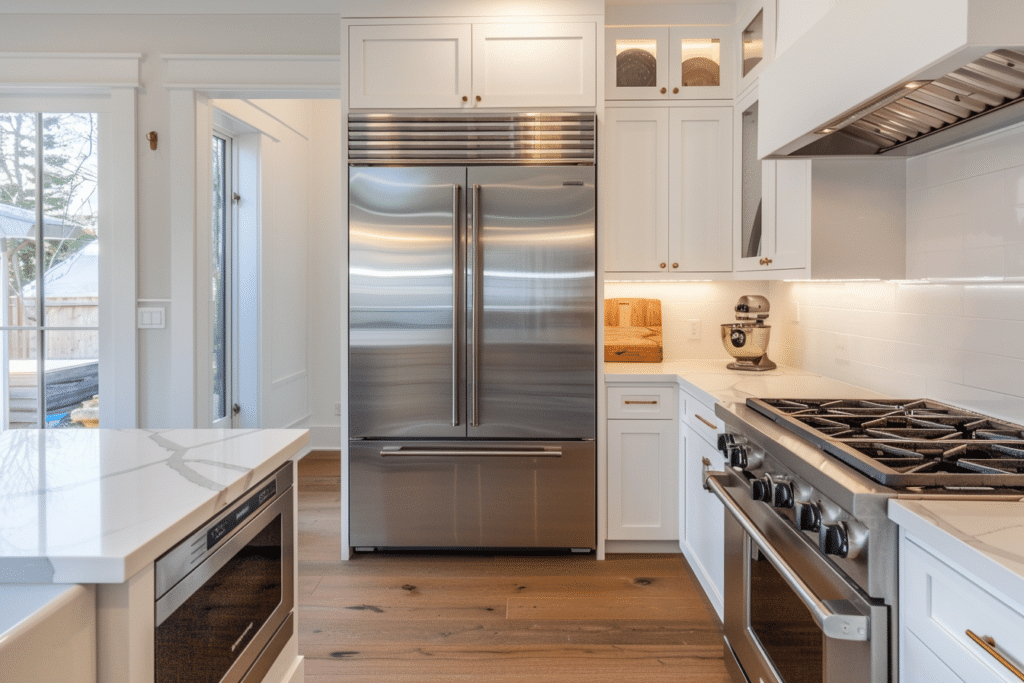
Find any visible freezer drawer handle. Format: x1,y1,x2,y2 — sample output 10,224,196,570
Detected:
379,446,562,458
705,472,871,642
624,400,658,405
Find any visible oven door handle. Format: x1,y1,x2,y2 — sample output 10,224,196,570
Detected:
705,472,871,642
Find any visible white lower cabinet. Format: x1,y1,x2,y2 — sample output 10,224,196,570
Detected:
680,422,725,620
900,533,1024,683
678,386,725,621
606,386,678,541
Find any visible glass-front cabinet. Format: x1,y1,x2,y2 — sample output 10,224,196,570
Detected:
735,1,776,96
733,86,809,274
606,26,733,100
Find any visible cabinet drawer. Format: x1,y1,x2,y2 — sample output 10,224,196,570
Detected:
607,386,676,420
683,395,722,447
903,537,1024,683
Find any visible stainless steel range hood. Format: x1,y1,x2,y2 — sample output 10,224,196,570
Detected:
760,0,1024,158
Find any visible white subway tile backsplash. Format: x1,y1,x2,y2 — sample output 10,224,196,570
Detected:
894,283,963,317
963,318,1024,360
893,314,966,351
926,378,1024,424
963,285,1024,321
963,353,1024,398
1006,244,1024,278
893,342,964,385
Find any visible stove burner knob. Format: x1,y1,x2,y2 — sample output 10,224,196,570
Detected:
796,502,822,531
819,521,850,558
728,445,749,470
773,481,795,509
751,476,773,503
716,434,735,453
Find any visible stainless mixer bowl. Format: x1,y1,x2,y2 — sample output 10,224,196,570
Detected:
721,323,776,370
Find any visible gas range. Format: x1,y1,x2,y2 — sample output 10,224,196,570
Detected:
709,398,1024,683
747,398,1024,491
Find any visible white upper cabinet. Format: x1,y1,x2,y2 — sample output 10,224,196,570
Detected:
473,23,596,108
606,26,733,100
734,85,808,273
735,0,776,98
733,84,906,279
349,24,472,109
605,105,732,276
349,22,596,109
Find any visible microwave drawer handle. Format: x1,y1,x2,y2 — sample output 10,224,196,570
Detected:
704,473,870,642
380,447,561,457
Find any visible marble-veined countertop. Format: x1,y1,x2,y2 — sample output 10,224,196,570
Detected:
889,500,1024,609
0,429,308,584
605,359,886,406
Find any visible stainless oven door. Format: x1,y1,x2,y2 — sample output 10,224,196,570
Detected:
707,472,888,683
155,471,294,683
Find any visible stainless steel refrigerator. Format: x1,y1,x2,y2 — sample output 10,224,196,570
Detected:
348,114,597,550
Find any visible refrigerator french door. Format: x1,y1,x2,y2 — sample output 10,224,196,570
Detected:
349,164,596,549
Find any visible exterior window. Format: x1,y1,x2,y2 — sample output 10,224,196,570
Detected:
211,133,231,426
0,112,99,429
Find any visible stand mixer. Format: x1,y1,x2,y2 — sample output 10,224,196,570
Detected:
721,294,777,371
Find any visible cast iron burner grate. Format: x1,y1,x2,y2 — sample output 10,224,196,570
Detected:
747,398,1024,488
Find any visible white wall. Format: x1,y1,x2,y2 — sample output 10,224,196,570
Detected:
604,281,770,361
0,14,340,428
905,119,1024,280
308,100,344,448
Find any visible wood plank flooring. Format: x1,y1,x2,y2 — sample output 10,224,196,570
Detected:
297,452,731,682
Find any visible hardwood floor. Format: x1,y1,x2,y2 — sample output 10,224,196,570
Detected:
297,452,731,682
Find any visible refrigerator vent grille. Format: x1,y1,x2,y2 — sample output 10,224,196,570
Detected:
348,112,596,165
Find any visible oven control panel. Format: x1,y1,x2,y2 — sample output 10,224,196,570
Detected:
208,479,277,549
719,431,867,560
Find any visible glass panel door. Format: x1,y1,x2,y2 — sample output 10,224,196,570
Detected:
211,134,232,428
0,112,99,429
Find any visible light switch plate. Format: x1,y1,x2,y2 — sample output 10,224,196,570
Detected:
686,319,701,340
137,307,165,329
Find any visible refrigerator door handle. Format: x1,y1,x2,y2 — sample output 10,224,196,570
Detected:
380,446,563,458
470,183,482,428
452,183,461,428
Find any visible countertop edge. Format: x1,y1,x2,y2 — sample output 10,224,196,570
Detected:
889,500,1024,611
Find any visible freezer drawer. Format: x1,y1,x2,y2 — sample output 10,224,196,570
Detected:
349,440,596,549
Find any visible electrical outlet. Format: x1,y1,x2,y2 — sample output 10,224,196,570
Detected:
686,319,701,340
334,402,342,416
835,333,850,363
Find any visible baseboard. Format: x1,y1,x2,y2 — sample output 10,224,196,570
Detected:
604,540,681,554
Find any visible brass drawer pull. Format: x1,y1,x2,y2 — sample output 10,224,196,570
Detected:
966,630,1024,681
695,414,718,430
625,400,658,405
759,257,773,266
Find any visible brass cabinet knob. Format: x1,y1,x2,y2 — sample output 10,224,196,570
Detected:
462,96,468,102
759,257,773,266
672,262,679,268
660,262,667,269
660,87,667,94
475,95,482,102
673,87,679,94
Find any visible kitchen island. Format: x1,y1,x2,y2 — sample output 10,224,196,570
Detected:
0,428,308,683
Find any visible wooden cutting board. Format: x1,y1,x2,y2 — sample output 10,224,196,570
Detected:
604,298,663,362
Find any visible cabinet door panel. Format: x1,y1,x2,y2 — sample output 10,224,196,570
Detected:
606,27,670,100
770,159,810,270
668,107,733,272
349,24,471,109
681,426,725,620
472,23,596,108
604,108,669,273
607,419,678,541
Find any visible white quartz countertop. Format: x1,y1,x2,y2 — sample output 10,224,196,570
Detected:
889,500,1024,607
605,359,887,406
0,429,308,584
